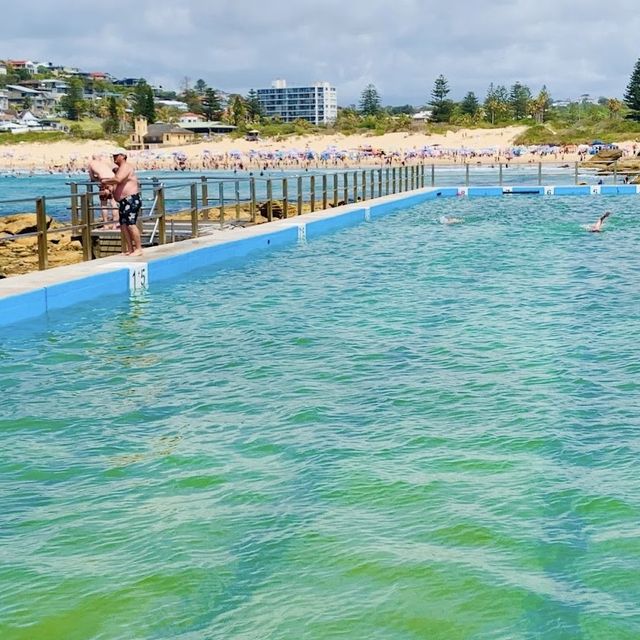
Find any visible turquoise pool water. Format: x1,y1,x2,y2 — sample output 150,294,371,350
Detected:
1,195,640,639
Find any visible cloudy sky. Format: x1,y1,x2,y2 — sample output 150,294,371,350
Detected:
3,0,640,106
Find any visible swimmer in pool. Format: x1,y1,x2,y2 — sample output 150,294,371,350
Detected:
589,211,612,233
439,216,463,225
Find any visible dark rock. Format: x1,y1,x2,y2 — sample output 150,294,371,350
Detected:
257,200,285,219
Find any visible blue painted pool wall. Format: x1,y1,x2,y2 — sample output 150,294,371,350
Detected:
369,188,458,219
306,208,367,239
46,269,129,311
0,289,47,327
149,227,298,283
0,269,130,328
600,185,637,195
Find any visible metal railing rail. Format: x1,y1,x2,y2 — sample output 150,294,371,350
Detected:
2,160,638,273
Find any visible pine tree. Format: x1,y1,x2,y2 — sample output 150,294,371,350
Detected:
195,79,207,95
59,78,85,120
460,91,479,117
430,75,453,122
133,81,146,119
359,84,382,116
133,80,156,123
103,96,120,134
182,89,202,114
509,82,532,120
245,89,263,122
229,95,247,126
144,85,156,123
202,88,222,121
624,58,640,120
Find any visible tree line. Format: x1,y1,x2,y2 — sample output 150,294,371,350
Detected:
355,76,629,126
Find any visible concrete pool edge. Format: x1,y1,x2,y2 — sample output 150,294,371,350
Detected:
1,183,638,328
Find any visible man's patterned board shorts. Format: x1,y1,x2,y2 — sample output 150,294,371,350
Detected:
118,193,142,225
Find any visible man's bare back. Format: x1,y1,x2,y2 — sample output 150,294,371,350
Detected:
87,157,116,182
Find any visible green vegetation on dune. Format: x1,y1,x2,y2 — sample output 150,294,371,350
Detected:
514,117,640,146
0,131,68,145
57,118,103,134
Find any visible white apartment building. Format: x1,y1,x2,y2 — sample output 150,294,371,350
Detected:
257,79,337,125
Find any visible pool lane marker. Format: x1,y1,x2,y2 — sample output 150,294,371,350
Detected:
278,221,307,243
97,261,149,293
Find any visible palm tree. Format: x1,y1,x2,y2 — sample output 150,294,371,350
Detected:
607,98,623,119
530,87,551,124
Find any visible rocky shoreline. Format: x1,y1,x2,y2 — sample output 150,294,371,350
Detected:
0,214,84,278
581,149,640,181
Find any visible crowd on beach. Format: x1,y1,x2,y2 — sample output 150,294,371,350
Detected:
134,143,585,173
0,141,636,176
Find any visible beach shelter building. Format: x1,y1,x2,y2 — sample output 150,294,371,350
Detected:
128,116,196,149
177,121,236,136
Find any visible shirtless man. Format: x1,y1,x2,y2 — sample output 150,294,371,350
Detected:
101,150,143,256
589,211,612,233
87,153,117,228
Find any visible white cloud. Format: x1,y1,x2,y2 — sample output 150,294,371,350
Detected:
2,0,640,104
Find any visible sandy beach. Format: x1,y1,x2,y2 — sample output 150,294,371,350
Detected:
0,125,616,173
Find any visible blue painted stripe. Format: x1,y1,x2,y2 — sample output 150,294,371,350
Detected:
506,186,545,195
468,187,503,197
554,186,591,195
600,185,637,195
433,188,460,198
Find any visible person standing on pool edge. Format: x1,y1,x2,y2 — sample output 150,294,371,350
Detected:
102,149,143,256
